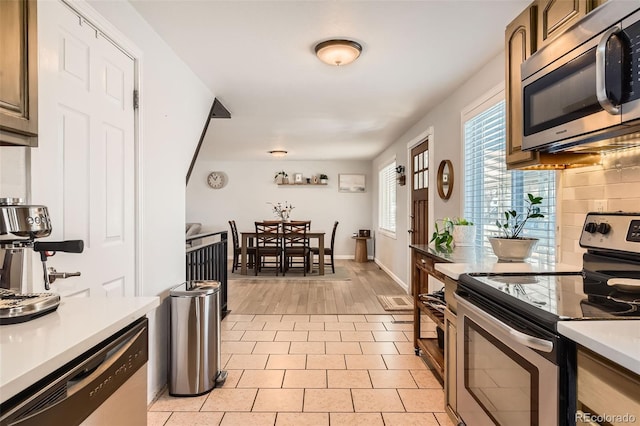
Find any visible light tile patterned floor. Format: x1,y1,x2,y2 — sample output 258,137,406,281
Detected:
148,314,454,426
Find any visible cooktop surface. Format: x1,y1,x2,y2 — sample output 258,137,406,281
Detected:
460,272,640,321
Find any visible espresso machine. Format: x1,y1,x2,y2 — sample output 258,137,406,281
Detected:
0,198,84,324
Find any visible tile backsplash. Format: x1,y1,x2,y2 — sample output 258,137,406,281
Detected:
559,148,640,266
0,146,29,200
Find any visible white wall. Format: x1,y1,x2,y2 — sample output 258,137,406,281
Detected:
187,160,373,258
371,153,409,290
559,148,640,266
0,147,29,200
372,53,506,286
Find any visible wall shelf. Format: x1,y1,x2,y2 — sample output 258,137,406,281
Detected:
276,183,328,186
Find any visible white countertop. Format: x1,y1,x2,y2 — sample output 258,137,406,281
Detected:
435,260,580,280
558,321,640,375
0,296,159,403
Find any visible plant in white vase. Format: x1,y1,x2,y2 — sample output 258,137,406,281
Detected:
430,218,454,250
268,201,294,221
430,217,475,249
450,217,476,246
490,193,544,261
274,170,288,184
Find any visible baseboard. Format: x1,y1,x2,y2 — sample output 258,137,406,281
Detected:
374,258,409,293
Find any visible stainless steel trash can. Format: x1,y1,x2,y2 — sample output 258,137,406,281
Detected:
169,280,227,396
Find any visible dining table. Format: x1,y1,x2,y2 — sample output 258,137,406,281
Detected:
239,230,326,275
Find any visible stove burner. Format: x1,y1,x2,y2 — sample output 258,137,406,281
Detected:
585,293,640,316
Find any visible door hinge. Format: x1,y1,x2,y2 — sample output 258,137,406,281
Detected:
133,90,139,110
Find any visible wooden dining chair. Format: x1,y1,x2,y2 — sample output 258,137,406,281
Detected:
254,221,282,275
228,220,255,273
310,221,338,273
282,221,311,276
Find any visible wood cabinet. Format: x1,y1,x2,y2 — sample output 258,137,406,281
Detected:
576,347,640,426
505,4,538,169
412,250,445,382
444,305,457,422
537,0,588,48
504,0,602,170
0,0,38,147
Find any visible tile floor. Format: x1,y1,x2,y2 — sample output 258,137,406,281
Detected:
148,314,454,426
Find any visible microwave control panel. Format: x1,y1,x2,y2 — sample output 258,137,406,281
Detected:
622,17,640,102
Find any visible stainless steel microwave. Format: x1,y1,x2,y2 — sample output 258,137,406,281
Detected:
521,1,640,153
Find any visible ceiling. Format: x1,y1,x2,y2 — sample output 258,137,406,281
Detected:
129,0,529,161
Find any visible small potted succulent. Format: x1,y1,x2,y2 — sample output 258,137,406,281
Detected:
319,174,328,184
489,193,544,261
274,170,288,184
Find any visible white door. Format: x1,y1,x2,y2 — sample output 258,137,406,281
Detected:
31,0,136,297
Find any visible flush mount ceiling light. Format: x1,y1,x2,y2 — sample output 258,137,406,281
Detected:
268,150,288,157
314,39,362,66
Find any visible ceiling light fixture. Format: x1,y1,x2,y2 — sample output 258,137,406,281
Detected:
314,39,362,66
268,150,288,157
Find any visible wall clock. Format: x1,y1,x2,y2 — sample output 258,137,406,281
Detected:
207,171,226,189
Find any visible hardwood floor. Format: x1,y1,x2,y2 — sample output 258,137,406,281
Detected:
228,260,409,315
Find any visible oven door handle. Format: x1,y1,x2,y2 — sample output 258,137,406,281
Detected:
455,294,554,353
596,24,622,115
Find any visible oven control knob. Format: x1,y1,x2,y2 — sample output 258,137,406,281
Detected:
584,222,597,233
597,223,611,235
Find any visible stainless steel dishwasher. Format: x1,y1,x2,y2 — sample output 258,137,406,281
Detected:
0,318,148,426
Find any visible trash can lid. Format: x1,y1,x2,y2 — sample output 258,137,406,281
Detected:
170,280,220,297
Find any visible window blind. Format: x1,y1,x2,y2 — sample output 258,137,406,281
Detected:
379,161,397,234
463,99,556,263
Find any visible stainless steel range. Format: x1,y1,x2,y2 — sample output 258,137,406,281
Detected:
0,198,83,324
455,212,640,426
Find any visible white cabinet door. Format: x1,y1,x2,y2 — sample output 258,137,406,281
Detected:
32,0,136,297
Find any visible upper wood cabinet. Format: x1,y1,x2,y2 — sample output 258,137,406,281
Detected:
0,0,38,147
537,0,587,48
539,0,609,48
505,5,539,168
505,0,603,170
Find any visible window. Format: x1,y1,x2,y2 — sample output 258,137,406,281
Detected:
379,160,397,235
463,95,556,262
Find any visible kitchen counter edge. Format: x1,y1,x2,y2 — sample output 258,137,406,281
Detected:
434,260,580,280
558,320,640,375
0,296,159,403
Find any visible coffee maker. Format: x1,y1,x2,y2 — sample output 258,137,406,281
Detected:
0,198,84,324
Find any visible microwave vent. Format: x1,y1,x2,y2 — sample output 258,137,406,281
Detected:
554,132,640,154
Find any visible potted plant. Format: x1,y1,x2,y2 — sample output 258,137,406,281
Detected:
268,201,294,221
489,193,544,261
430,218,454,251
319,174,328,184
274,170,288,184
450,217,475,246
430,217,475,249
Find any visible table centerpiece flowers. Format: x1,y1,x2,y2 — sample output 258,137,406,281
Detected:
269,201,295,221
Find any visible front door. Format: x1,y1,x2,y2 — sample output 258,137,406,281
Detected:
410,140,429,246
31,0,136,297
